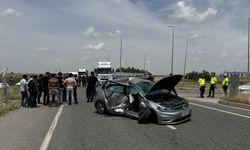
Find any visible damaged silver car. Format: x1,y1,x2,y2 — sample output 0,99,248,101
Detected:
94,75,192,124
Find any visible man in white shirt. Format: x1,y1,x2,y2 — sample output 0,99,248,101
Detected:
63,73,77,105
20,74,28,107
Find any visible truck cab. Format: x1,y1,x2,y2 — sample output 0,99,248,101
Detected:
95,62,113,85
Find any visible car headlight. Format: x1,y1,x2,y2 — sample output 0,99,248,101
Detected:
155,103,172,111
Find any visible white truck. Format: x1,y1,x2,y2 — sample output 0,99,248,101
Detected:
94,62,113,85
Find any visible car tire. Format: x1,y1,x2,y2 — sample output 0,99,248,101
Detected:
95,101,107,114
137,108,152,124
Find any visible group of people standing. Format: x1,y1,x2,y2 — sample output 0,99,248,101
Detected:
19,72,76,107
19,71,99,108
198,73,229,98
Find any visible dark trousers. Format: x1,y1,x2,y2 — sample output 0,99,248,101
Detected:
86,86,96,102
74,87,78,103
63,88,67,102
33,92,37,107
37,90,42,104
223,85,228,96
82,80,86,87
200,86,205,97
208,84,216,97
21,91,28,107
43,89,49,105
28,93,35,107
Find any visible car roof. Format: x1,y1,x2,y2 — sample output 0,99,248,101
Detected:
110,77,148,86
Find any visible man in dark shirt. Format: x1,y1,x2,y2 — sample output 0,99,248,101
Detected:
27,75,38,108
42,72,50,105
37,74,43,104
86,71,98,102
57,72,64,104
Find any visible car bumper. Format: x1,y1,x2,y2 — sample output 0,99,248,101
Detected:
156,107,192,125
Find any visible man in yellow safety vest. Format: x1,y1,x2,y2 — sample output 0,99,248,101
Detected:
207,72,217,98
198,76,206,98
222,74,229,96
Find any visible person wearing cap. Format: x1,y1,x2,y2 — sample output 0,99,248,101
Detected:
207,72,217,98
222,74,229,96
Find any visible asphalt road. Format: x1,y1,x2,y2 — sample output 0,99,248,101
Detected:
0,87,249,150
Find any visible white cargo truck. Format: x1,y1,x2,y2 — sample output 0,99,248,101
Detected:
94,62,113,85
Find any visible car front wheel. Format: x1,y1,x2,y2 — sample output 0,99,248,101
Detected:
95,101,106,114
138,108,152,124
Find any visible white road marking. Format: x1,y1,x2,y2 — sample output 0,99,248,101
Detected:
166,125,177,130
190,102,250,119
39,105,64,150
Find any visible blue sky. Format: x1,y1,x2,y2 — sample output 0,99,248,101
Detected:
0,0,249,74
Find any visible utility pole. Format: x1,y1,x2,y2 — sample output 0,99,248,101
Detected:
168,25,174,74
112,31,123,72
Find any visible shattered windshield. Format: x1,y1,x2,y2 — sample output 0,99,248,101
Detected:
135,80,154,95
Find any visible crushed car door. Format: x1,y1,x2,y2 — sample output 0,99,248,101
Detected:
103,83,128,114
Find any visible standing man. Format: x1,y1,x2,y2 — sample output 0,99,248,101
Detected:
207,72,217,98
57,72,64,104
48,73,59,106
63,73,77,105
27,75,38,108
198,76,206,98
82,75,86,87
19,74,28,107
86,71,98,102
42,72,50,105
37,74,43,104
222,74,229,96
73,74,78,104
8,76,14,86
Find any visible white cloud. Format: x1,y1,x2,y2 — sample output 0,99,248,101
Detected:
174,1,217,23
1,8,22,16
83,26,98,36
80,42,106,51
112,30,122,35
191,34,199,39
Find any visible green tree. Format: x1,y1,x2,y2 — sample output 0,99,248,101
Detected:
185,70,211,81
115,67,145,73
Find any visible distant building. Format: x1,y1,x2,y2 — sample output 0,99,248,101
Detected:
222,72,248,77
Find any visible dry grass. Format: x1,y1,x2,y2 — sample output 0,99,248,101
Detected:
0,86,21,116
224,93,250,105
0,100,20,116
0,86,21,101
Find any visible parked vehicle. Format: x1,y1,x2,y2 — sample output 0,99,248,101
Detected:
94,62,113,85
0,83,9,89
238,83,250,92
94,75,192,124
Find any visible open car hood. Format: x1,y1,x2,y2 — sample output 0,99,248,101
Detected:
145,75,182,97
